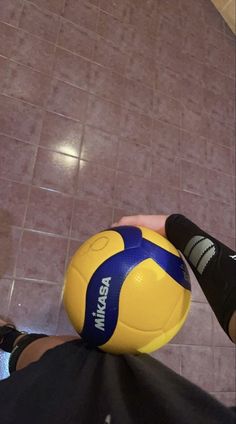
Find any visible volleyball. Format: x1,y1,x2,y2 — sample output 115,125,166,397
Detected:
63,225,191,354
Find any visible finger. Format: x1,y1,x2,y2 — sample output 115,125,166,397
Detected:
114,215,141,226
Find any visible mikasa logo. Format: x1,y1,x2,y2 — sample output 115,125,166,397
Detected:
92,277,111,331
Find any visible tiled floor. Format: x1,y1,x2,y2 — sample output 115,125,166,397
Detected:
0,0,235,407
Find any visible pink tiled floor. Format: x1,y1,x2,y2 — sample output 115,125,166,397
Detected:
0,0,235,406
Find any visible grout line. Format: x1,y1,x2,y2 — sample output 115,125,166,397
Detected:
2,225,83,242
6,14,65,320
6,279,15,318
25,0,69,20
17,0,26,28
179,345,182,375
8,277,63,286
61,0,66,16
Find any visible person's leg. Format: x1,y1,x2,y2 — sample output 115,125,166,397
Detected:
15,334,79,371
0,319,80,373
228,311,236,343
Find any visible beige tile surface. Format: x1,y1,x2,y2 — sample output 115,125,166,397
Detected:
211,0,236,33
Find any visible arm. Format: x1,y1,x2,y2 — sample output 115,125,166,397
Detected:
165,214,236,343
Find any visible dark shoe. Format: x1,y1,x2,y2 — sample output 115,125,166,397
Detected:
0,323,27,353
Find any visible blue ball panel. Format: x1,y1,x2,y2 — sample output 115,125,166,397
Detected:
110,226,190,290
80,247,149,346
107,225,142,249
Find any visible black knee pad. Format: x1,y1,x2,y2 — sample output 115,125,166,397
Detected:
9,334,48,374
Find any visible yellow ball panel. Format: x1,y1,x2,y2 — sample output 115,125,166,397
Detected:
63,266,87,332
118,258,184,330
100,291,191,354
163,289,191,332
100,320,164,354
138,297,191,353
69,230,124,283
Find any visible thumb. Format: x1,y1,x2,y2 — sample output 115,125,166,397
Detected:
111,222,118,227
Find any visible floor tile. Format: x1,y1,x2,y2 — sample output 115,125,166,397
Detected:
8,279,62,333
58,18,96,60
149,182,181,215
0,226,22,278
12,30,55,74
155,65,181,99
180,130,207,165
16,231,68,282
152,119,180,159
153,92,182,127
214,347,236,392
19,1,60,42
54,47,91,91
86,94,121,134
151,155,180,189
171,302,212,346
0,0,23,26
181,160,208,197
114,171,150,212
207,199,235,238
0,94,43,143
29,0,65,14
63,0,98,32
206,169,234,205
89,63,125,105
151,344,181,375
40,111,82,157
120,108,152,146
47,79,88,122
126,52,155,88
123,78,153,116
100,0,132,23
93,36,127,75
181,105,205,135
0,56,9,91
4,62,52,107
0,278,14,318
203,115,235,149
118,140,151,178
0,134,36,183
97,10,135,54
181,345,214,391
25,187,73,236
77,159,116,205
71,197,113,239
33,148,79,194
81,125,119,168
206,142,235,175
56,301,78,336
179,191,208,230
0,22,18,58
0,179,29,226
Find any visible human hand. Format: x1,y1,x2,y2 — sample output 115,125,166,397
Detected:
111,215,170,239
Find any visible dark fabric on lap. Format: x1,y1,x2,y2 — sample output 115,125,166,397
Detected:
0,340,235,424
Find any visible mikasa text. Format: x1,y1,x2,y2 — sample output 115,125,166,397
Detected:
93,277,111,331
